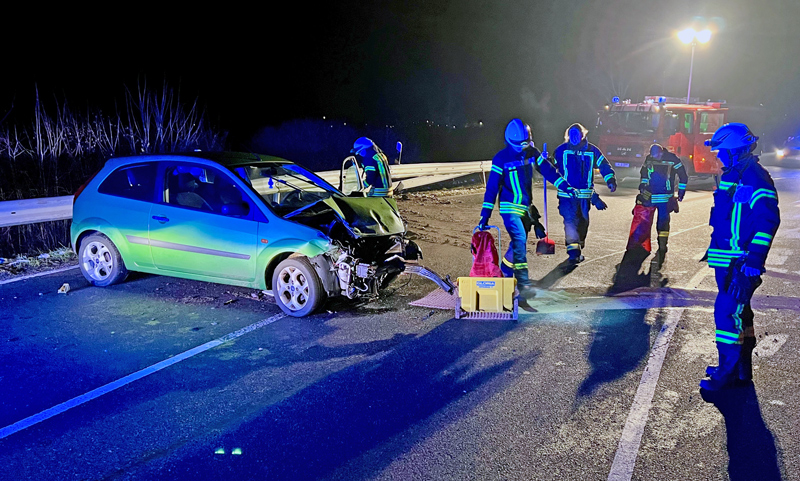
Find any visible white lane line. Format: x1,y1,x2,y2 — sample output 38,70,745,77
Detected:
0,265,79,285
0,313,286,440
607,308,683,481
607,262,707,481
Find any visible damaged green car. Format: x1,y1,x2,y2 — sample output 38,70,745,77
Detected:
71,152,452,316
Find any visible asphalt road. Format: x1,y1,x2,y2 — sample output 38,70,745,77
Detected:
1,165,798,481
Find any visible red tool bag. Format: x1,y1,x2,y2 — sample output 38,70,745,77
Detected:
626,204,656,252
469,228,504,278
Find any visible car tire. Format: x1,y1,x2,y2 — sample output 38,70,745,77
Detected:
272,257,325,317
79,233,128,287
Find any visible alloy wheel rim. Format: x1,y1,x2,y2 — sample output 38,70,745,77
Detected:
82,241,113,282
276,266,310,311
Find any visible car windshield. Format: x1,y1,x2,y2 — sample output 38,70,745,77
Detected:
231,163,340,215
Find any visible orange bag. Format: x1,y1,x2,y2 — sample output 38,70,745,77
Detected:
626,204,656,252
469,229,503,278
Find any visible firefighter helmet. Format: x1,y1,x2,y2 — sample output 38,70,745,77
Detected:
649,143,664,158
704,123,758,152
505,119,533,152
352,137,374,155
565,123,588,145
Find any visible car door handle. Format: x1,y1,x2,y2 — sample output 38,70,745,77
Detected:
152,215,170,223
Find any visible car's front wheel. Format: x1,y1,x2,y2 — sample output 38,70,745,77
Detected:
79,233,128,286
272,257,325,317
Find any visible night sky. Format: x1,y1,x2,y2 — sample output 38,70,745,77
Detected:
3,0,799,152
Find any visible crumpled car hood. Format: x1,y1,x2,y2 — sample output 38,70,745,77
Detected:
325,196,405,237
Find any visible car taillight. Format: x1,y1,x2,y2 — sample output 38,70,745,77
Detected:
73,170,100,205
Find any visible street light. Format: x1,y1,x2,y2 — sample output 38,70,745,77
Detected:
678,28,712,104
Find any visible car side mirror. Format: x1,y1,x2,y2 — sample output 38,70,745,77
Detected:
221,202,250,217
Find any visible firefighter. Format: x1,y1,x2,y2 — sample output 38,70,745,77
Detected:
352,137,392,196
479,119,576,298
700,123,780,392
638,143,688,266
552,123,617,264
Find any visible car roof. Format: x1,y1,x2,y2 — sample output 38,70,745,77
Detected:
105,151,294,169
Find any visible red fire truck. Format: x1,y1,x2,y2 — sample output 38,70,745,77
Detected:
596,96,728,180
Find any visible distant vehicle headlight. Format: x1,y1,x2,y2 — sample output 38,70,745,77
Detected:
776,149,785,159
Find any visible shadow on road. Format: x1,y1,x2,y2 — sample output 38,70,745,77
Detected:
608,245,652,294
534,258,578,290
576,308,659,398
701,384,784,480
131,318,531,480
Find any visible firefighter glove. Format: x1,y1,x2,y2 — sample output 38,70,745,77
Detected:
533,221,547,239
678,190,685,202
478,216,490,231
726,258,763,303
591,192,608,211
563,186,578,198
607,177,617,192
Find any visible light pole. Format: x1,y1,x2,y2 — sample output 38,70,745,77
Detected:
678,28,712,103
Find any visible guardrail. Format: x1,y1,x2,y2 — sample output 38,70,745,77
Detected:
0,161,492,228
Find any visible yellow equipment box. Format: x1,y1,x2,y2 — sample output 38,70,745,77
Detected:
455,277,518,321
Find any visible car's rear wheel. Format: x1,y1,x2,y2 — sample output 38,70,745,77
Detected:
272,257,325,317
79,233,128,286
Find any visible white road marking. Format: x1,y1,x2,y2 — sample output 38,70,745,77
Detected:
607,308,684,481
607,263,708,481
0,265,79,285
0,313,287,440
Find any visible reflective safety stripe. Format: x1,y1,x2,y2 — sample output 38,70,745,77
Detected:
658,231,670,237
514,263,528,269
364,166,376,172
678,183,687,190
370,187,389,196
641,179,650,184
554,177,565,189
558,188,593,199
751,232,773,247
730,202,742,250
596,154,606,167
502,257,515,268
510,170,522,205
716,329,742,345
718,181,735,191
491,165,503,174
749,188,778,209
566,243,581,251
674,163,683,169
499,202,527,215
707,248,746,268
536,154,546,166
603,173,614,182
650,194,673,203
482,202,495,210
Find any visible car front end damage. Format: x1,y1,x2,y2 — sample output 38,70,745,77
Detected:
288,195,455,300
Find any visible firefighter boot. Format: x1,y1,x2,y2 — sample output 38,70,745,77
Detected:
567,244,584,265
515,269,538,300
655,233,669,267
700,343,742,391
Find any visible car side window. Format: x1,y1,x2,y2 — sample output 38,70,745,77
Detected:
98,163,157,202
163,163,251,217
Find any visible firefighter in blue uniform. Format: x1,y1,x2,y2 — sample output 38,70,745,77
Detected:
701,123,780,392
552,123,617,264
352,137,392,196
639,143,689,266
479,119,576,298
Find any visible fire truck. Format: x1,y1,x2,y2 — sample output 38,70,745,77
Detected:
596,96,728,180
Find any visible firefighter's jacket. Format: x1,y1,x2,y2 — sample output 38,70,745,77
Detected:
552,140,616,199
639,151,688,204
357,146,392,196
707,154,780,271
481,146,571,219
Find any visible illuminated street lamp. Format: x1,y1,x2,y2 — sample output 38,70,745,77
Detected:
678,28,712,103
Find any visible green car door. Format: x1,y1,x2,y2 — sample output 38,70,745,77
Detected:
148,162,259,282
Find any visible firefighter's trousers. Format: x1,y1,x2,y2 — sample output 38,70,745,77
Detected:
712,267,757,374
500,213,532,286
558,198,591,259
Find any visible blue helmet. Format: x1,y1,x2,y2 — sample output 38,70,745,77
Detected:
704,123,758,152
649,143,664,158
352,137,374,155
505,119,533,152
